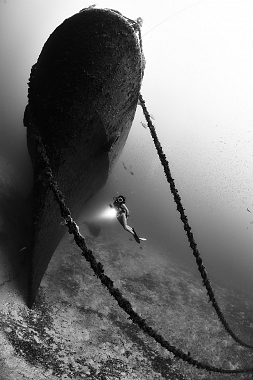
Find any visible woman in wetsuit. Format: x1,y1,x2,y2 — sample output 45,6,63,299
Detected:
110,195,146,243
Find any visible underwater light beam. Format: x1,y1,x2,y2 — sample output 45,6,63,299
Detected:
99,207,117,219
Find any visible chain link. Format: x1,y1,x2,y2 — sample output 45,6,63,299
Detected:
138,93,253,351
29,125,253,375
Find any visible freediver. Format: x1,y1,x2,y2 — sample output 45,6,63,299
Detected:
110,195,146,243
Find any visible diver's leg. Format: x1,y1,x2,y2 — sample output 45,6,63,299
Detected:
117,214,134,234
117,214,145,243
122,215,141,243
131,228,141,243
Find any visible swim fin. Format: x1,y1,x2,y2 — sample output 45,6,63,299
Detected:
132,228,146,244
133,235,140,243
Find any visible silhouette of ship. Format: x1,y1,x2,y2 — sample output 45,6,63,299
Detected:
23,7,144,308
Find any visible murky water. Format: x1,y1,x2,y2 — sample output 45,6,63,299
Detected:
1,2,253,378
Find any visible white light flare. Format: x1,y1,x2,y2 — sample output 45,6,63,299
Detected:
99,206,117,219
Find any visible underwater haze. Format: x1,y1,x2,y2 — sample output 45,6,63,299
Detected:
1,0,253,378
1,0,253,317
1,0,253,296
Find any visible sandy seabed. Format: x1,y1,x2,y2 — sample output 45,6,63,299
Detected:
0,222,253,380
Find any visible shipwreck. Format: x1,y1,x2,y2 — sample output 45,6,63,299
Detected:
23,7,144,308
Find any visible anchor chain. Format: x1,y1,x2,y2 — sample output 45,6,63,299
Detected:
29,125,253,375
138,93,253,351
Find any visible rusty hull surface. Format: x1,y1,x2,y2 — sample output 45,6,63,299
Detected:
24,8,144,308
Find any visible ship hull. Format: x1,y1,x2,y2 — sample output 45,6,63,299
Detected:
24,8,144,307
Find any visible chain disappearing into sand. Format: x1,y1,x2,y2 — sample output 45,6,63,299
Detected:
138,93,253,351
27,117,253,375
